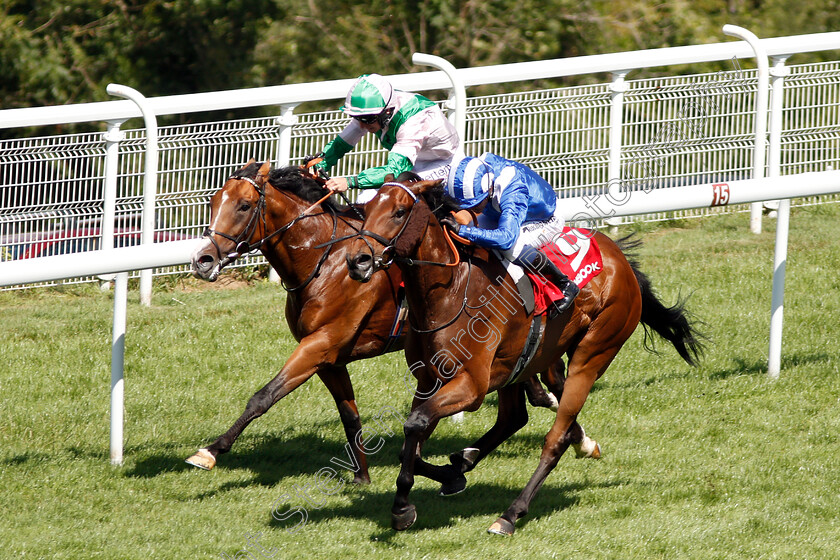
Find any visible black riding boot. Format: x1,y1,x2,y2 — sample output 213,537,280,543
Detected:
516,249,580,317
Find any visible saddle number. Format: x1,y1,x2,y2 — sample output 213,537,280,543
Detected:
556,230,590,271
711,183,730,207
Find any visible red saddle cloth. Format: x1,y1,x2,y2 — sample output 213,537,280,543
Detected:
524,228,603,315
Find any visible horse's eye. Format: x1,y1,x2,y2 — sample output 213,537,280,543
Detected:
238,201,252,212
394,207,407,219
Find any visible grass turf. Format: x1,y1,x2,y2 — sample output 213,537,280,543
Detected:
1,205,839,559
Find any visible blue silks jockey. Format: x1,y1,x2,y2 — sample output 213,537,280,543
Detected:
442,152,580,315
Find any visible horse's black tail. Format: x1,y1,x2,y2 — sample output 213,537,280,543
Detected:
616,235,705,367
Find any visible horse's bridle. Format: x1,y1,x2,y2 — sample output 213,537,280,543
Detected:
202,175,270,271
353,182,468,333
202,173,339,291
356,182,460,269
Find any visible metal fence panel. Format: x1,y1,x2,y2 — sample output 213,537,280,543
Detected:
1,59,839,289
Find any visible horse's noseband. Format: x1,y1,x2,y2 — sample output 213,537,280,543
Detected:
203,175,267,267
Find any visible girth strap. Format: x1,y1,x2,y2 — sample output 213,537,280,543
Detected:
503,313,546,386
382,285,408,355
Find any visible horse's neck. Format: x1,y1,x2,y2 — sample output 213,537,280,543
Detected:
262,193,355,286
402,225,463,324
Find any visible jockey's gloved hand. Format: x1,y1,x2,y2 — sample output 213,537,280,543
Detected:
439,214,461,234
303,153,326,168
302,153,330,180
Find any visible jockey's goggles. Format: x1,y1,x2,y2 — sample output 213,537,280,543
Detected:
353,113,380,124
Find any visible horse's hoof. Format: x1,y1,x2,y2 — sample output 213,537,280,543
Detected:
185,448,216,470
352,474,371,485
487,517,515,536
573,436,602,459
391,505,417,531
449,447,480,469
439,474,467,496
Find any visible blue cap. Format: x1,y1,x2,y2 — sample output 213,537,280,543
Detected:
445,156,494,209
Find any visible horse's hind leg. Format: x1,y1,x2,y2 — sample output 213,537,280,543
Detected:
542,359,600,459
524,376,558,410
488,342,623,536
317,365,370,484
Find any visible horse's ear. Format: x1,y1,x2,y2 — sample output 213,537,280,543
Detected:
246,157,256,166
409,179,443,196
384,174,396,183
256,161,271,184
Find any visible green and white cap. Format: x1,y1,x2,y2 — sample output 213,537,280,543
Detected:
340,74,394,117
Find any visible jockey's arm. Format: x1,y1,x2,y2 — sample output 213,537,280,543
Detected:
315,136,353,171
350,116,427,188
325,152,414,192
314,121,367,171
457,183,530,251
352,152,414,188
319,125,416,189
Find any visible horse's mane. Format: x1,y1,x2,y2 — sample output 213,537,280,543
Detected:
417,181,462,221
231,162,338,210
268,166,338,209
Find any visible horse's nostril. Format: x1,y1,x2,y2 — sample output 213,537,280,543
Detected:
198,255,215,266
355,253,372,268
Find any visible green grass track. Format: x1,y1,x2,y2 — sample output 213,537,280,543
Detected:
2,205,839,559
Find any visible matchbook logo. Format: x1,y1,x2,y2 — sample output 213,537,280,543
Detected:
574,262,601,285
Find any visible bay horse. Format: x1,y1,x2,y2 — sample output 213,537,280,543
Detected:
185,161,565,481
346,180,703,534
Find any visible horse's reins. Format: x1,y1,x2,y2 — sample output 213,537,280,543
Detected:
356,182,461,269
301,157,366,222
202,169,350,291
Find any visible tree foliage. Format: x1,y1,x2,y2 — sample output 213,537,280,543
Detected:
1,0,838,112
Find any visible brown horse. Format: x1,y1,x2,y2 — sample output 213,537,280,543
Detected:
185,160,403,482
184,161,563,481
346,180,703,534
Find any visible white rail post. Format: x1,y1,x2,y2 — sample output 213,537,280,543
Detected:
411,53,467,143
723,25,770,234
268,104,299,284
103,119,127,465
102,120,126,253
411,53,467,424
607,71,630,232
106,84,159,306
767,56,791,378
110,272,128,465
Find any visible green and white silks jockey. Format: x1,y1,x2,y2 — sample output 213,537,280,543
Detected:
314,73,462,203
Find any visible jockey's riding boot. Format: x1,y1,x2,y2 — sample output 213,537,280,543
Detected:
518,249,580,318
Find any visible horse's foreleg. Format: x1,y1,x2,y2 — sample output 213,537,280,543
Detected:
317,365,370,484
392,373,481,531
439,383,529,496
185,334,334,470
